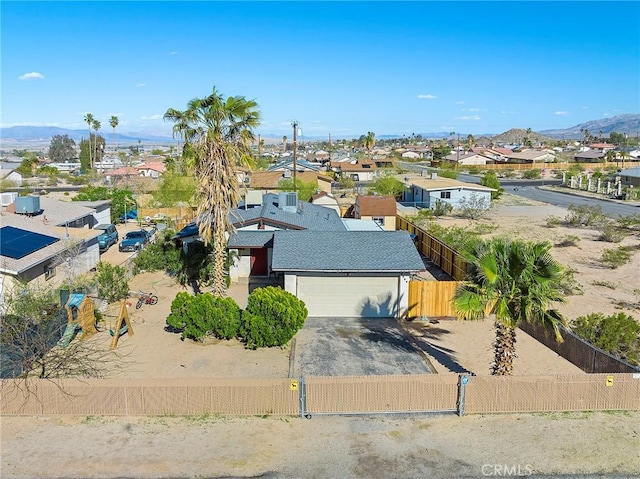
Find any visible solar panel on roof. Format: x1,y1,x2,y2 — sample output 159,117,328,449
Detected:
0,226,60,260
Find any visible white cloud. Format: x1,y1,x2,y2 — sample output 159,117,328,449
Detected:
455,100,465,105
137,83,146,88
465,108,481,112
140,114,163,121
417,94,437,99
454,115,481,121
554,111,569,116
501,110,517,115
18,72,44,80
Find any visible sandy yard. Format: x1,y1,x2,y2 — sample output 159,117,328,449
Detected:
2,192,639,478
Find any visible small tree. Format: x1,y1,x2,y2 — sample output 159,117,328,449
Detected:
240,286,308,349
457,192,489,219
95,262,130,303
48,134,77,163
369,176,405,197
480,172,503,199
278,178,317,201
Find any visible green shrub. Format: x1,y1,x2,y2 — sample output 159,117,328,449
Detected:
166,292,241,341
95,262,129,303
479,172,504,199
522,169,541,179
133,229,182,275
438,169,458,180
598,224,626,243
601,246,633,269
565,204,607,227
572,312,640,365
617,214,640,231
240,286,308,349
431,199,452,217
467,166,480,175
546,216,563,228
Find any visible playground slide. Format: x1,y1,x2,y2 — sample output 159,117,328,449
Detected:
57,323,80,348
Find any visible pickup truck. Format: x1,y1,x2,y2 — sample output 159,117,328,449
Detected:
118,227,156,252
95,224,119,252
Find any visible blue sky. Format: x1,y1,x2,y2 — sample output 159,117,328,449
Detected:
1,1,639,138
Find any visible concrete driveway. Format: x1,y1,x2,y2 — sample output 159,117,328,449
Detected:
290,317,435,377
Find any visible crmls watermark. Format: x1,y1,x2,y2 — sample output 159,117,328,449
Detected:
481,464,534,476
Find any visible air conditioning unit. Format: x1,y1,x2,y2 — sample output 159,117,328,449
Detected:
278,192,298,213
15,195,41,215
0,192,18,207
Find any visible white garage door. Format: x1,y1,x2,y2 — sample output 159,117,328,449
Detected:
297,275,399,318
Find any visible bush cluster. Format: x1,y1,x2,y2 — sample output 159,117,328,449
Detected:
572,312,640,365
166,286,307,349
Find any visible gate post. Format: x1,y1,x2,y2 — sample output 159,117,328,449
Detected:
456,374,470,416
299,377,309,418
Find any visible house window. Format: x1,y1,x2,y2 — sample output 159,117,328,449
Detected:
440,191,451,199
373,217,385,227
44,263,56,281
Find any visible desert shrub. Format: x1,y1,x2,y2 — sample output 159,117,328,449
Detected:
166,292,241,341
546,216,563,228
432,199,452,217
95,262,129,303
557,267,583,296
601,246,633,269
556,235,580,247
467,166,480,175
617,214,640,231
590,280,617,289
522,169,541,179
565,204,607,227
423,223,481,252
571,312,640,365
239,286,308,349
457,193,489,220
502,169,516,178
133,229,182,275
598,224,626,243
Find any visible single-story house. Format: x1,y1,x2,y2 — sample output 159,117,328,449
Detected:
0,168,23,183
353,195,397,231
136,162,166,178
504,150,556,163
573,150,605,162
272,230,425,318
267,158,322,173
401,175,495,210
330,160,378,182
618,167,640,187
249,170,333,194
442,152,488,166
0,199,102,306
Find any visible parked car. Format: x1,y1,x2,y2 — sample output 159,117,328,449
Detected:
95,224,119,252
118,228,155,252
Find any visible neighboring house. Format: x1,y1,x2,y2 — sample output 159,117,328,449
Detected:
136,161,166,178
618,167,640,187
272,230,425,318
401,151,421,160
310,191,341,216
574,150,605,162
588,143,616,152
108,166,140,178
504,150,556,163
442,152,488,166
353,195,397,231
330,159,378,182
249,170,332,194
0,198,102,307
401,175,495,210
0,168,23,183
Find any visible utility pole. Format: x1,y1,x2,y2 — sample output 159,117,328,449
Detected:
292,121,298,192
257,134,261,163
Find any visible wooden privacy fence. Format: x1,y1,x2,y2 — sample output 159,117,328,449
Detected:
397,216,469,281
2,374,639,417
408,280,459,318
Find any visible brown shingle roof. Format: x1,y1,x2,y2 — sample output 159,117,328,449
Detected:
355,195,397,217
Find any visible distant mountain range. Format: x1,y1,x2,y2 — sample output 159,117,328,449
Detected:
1,114,638,146
0,126,177,145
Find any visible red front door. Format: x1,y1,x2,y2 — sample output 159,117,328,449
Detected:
250,248,268,276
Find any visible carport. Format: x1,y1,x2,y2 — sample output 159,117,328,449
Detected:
271,230,425,318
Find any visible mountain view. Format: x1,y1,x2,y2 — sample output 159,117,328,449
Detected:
2,114,638,147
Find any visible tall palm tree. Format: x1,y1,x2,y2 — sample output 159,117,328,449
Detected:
453,238,567,375
164,86,261,296
362,131,375,161
91,120,101,166
83,113,94,169
109,115,119,154
282,135,287,154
